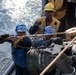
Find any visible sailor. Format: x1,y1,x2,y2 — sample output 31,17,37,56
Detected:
29,3,60,35
27,26,76,75
42,0,68,38
33,26,55,47
0,23,32,75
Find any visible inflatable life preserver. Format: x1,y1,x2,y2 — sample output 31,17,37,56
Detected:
37,17,60,34
26,48,73,75
65,27,76,41
48,0,66,20
26,49,56,75
26,38,63,75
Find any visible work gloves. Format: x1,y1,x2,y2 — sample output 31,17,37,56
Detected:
0,34,9,43
45,38,63,46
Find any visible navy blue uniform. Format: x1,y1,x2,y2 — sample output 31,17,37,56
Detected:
0,34,32,75
11,37,32,75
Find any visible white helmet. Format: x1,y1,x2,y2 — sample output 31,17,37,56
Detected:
43,26,55,34
15,23,26,32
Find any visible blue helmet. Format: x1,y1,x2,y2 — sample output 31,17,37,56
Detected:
43,26,55,34
15,23,26,32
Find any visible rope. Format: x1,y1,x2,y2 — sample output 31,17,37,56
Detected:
0,32,65,38
16,44,53,50
40,37,76,75
14,40,76,50
17,45,36,49
27,32,65,37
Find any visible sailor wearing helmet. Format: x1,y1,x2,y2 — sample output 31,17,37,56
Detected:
27,26,76,75
0,23,32,75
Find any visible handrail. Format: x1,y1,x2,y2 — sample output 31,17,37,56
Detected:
3,61,15,75
0,58,11,73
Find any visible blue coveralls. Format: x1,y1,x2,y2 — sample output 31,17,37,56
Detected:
11,37,32,75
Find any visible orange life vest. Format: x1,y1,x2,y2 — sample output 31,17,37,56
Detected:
48,0,66,19
37,16,60,34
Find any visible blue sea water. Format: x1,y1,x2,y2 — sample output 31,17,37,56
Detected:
0,0,41,68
